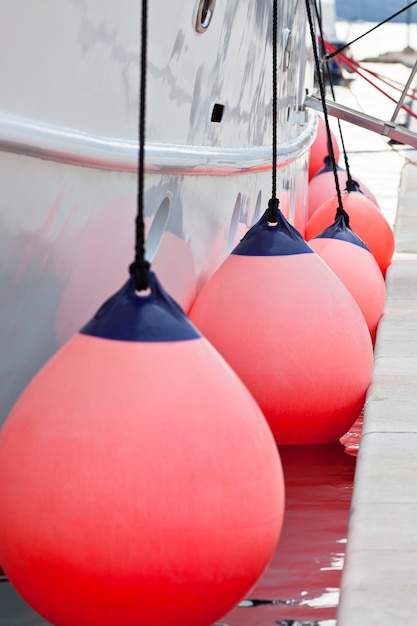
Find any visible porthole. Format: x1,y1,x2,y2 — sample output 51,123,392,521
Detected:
145,197,171,261
195,0,216,33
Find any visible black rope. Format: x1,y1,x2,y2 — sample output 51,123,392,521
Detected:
306,0,349,225
129,0,150,291
325,0,417,61
313,0,353,184
267,0,280,223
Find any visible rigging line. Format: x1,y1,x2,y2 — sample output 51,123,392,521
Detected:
336,58,417,102
305,0,347,221
313,0,353,182
323,41,417,115
318,48,417,167
331,53,417,120
267,0,280,222
129,0,150,291
324,40,417,96
271,0,278,199
325,0,417,60
350,68,417,114
359,67,417,99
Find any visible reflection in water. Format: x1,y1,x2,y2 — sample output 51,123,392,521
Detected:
223,418,359,626
1,421,360,626
0,582,52,625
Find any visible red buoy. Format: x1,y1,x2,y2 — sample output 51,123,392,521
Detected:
306,191,395,276
308,164,379,220
0,273,284,626
189,209,373,445
308,214,386,344
308,116,340,180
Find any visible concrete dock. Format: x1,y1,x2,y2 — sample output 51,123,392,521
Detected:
337,160,417,624
329,19,417,621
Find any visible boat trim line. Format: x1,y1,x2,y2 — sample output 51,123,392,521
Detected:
0,110,316,175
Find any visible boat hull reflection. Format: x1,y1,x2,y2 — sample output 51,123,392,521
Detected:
223,438,357,625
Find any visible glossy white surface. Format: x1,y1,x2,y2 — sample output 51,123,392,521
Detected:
0,0,315,423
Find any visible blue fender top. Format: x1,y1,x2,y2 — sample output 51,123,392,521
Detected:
312,213,369,250
232,209,313,256
80,272,201,342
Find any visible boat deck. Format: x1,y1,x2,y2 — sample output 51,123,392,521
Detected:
337,160,417,624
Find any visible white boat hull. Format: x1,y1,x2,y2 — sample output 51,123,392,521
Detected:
0,0,315,424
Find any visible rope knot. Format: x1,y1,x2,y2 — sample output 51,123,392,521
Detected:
345,178,361,193
335,205,350,228
129,259,151,291
267,197,280,224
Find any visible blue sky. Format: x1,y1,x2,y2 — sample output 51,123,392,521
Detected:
336,0,417,22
